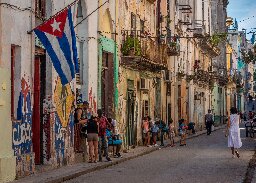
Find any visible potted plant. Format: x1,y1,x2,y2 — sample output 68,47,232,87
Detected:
121,36,142,56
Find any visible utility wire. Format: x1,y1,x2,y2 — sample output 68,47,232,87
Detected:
74,0,109,28
27,0,80,34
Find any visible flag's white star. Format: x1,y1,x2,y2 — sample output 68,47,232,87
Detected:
51,19,61,33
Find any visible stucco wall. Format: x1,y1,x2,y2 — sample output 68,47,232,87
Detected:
0,0,35,179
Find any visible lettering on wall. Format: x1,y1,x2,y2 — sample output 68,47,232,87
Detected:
13,78,32,155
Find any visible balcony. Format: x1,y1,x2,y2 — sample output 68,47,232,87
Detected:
167,36,180,56
199,38,221,57
146,0,156,4
121,30,168,72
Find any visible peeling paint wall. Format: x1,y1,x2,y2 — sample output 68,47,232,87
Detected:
1,0,36,178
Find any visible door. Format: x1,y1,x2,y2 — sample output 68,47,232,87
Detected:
101,52,114,117
127,91,135,146
32,57,41,164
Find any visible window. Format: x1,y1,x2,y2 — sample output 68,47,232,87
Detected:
35,0,46,18
11,45,21,119
142,100,149,117
11,46,15,118
131,13,136,30
140,20,145,32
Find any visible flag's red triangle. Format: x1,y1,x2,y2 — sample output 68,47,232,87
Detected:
36,9,68,38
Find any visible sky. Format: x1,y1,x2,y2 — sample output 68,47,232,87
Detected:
228,0,256,36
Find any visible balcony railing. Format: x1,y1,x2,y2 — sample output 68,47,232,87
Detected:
167,36,180,56
199,38,220,57
146,0,156,4
121,30,168,71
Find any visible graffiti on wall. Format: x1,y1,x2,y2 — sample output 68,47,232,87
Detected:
12,77,35,177
54,78,74,128
42,77,75,167
88,87,97,113
13,78,32,155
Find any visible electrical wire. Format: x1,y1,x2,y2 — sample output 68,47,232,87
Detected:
0,3,33,12
74,0,109,28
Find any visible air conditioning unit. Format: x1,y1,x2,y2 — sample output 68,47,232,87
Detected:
161,70,171,82
140,78,149,90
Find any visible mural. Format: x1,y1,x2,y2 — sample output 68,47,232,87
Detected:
13,78,32,155
43,77,75,167
54,78,74,128
12,77,35,177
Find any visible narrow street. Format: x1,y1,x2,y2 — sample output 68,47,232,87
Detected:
65,128,255,183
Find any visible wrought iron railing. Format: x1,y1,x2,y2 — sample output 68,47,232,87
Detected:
121,30,168,66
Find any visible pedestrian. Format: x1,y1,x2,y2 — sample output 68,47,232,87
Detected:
205,109,214,135
74,101,88,153
141,116,151,147
227,107,242,158
178,119,187,146
159,119,168,146
168,120,175,147
98,109,112,162
151,121,159,147
187,122,196,134
87,114,99,163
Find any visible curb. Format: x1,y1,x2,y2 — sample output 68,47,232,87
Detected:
24,125,227,183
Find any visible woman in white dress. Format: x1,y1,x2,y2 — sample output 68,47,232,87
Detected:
227,107,242,158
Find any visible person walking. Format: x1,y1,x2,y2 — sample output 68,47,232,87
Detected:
205,109,214,135
227,107,242,158
178,119,187,146
98,109,112,162
151,121,159,147
87,114,99,163
168,120,175,147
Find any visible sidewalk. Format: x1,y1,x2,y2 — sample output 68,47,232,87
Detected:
12,126,225,183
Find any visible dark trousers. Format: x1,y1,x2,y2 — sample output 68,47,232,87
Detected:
99,136,109,160
160,131,165,146
206,123,212,135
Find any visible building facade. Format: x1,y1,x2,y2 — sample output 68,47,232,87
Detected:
0,0,231,181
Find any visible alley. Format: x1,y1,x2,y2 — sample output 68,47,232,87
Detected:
65,128,255,183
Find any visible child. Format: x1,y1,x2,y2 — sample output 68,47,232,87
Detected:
169,120,175,147
151,121,159,146
179,119,188,146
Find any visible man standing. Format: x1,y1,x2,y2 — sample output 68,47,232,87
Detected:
205,109,214,135
98,109,112,162
74,101,89,155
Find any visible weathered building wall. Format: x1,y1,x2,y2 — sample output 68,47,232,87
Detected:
0,0,36,178
41,0,78,168
75,0,99,113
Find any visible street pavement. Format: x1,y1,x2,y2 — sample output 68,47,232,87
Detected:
65,127,255,183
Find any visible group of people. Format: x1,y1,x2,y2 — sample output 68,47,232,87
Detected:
75,100,243,162
141,116,196,147
74,101,122,163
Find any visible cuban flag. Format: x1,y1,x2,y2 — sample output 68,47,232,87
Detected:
34,8,79,85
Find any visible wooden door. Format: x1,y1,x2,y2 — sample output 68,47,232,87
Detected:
102,52,114,117
32,57,41,164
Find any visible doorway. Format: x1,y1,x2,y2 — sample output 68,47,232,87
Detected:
101,51,114,117
32,48,46,165
127,90,136,146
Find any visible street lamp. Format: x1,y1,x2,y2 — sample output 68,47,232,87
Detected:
226,17,233,27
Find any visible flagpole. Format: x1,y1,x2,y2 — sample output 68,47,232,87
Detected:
27,0,80,34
